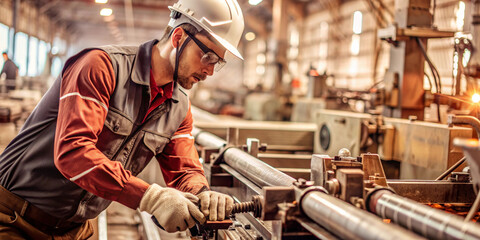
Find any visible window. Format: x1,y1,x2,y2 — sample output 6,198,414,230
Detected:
350,34,360,55
51,56,62,77
14,32,28,76
317,22,329,72
456,1,466,31
318,22,329,58
256,53,266,75
38,40,48,76
52,36,66,55
288,24,300,80
353,11,363,34
0,23,9,68
28,37,38,76
256,40,267,77
350,11,363,56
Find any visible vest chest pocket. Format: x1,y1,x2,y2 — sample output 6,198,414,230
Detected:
126,131,170,176
96,109,134,159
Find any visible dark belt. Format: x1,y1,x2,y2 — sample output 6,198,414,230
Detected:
0,185,82,235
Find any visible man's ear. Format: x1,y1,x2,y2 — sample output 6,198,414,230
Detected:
170,27,185,48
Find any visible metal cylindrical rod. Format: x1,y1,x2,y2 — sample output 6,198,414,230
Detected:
435,157,466,181
194,127,295,187
193,127,226,149
370,190,480,239
447,115,480,138
301,191,424,240
223,148,295,187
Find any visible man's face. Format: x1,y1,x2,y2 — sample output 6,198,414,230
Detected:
2,54,7,61
176,33,226,89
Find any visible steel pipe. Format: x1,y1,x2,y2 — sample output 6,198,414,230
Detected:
194,127,295,187
447,115,480,138
435,157,466,181
193,127,225,149
301,191,424,240
369,189,480,240
223,148,295,187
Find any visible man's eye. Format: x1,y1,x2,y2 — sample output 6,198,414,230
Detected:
204,54,212,62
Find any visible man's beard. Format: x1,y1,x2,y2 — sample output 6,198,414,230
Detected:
176,64,206,89
177,75,193,89
176,60,195,89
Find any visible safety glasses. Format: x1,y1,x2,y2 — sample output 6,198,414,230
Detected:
184,31,226,72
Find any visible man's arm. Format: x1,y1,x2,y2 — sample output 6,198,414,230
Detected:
157,102,209,194
54,50,149,209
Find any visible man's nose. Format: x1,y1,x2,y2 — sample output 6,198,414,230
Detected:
202,64,214,76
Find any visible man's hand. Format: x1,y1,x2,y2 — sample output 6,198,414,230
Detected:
197,191,234,221
139,184,206,232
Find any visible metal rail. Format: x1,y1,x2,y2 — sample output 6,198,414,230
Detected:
193,127,424,239
370,189,480,239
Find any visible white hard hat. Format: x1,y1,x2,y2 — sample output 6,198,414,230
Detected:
168,0,245,60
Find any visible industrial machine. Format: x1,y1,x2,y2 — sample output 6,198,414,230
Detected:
182,105,480,239
191,123,480,239
314,109,472,179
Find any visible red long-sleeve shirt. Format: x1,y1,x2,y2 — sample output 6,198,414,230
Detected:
54,50,208,209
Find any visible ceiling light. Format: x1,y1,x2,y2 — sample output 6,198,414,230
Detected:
249,0,263,5
95,0,108,3
100,8,113,16
245,32,256,41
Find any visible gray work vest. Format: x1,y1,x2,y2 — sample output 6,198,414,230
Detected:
0,40,189,223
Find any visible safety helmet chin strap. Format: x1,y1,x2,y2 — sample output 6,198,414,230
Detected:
173,37,191,82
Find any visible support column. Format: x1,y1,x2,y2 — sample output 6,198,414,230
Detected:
271,0,289,94
10,0,20,58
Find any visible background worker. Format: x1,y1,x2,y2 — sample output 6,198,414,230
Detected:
0,0,244,238
1,52,19,92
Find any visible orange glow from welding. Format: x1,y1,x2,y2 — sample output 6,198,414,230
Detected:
473,93,480,103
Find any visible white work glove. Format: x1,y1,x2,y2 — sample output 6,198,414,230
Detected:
139,184,206,232
197,191,234,221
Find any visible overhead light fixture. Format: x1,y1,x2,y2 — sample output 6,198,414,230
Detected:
249,0,262,6
245,32,256,41
95,0,108,3
100,8,113,16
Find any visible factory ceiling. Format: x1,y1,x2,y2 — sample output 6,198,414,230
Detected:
30,0,289,49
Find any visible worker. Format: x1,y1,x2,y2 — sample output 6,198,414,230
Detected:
1,51,19,92
0,0,244,238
